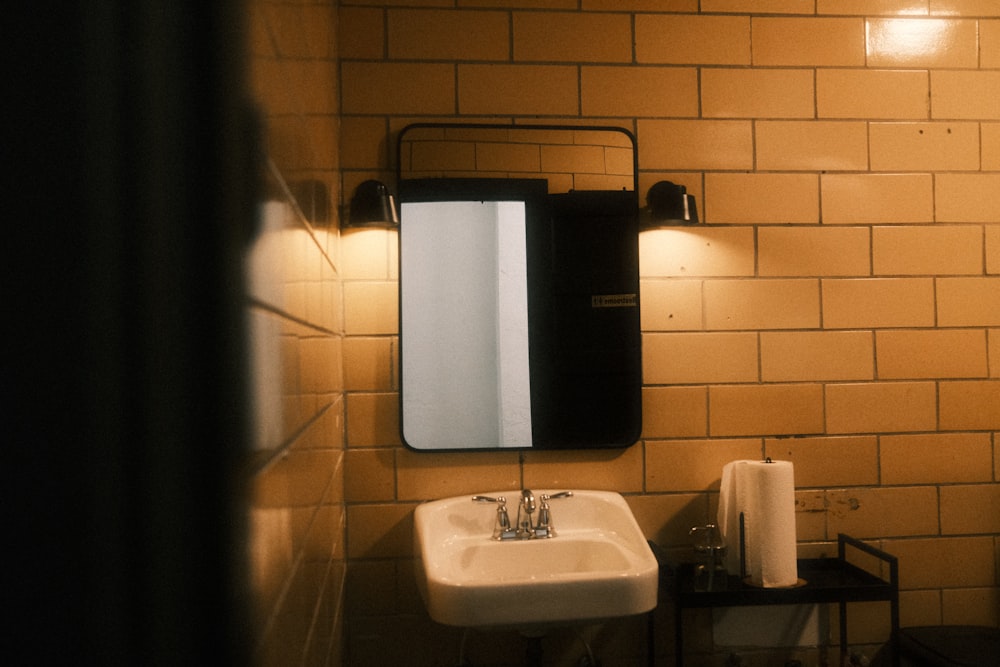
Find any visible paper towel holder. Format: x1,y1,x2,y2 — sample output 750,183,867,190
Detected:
738,512,747,578
738,511,808,588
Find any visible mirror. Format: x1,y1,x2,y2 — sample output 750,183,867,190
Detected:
397,124,641,451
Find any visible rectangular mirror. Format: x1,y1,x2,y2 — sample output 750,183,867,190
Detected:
397,124,641,451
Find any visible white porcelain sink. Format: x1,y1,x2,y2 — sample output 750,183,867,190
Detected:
413,489,659,629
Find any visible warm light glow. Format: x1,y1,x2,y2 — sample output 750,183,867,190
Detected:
867,19,955,64
639,227,753,279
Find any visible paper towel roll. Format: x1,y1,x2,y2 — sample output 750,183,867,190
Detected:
718,459,798,588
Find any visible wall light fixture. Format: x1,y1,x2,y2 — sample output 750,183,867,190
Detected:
345,179,399,229
642,180,699,229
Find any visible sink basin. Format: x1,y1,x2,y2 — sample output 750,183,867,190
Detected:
413,489,659,629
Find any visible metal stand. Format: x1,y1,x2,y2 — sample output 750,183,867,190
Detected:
668,534,899,666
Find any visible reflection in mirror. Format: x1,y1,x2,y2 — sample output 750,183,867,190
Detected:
401,191,536,448
397,124,641,451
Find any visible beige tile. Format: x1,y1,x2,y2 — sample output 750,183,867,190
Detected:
646,438,762,492
639,227,755,278
822,278,935,328
795,490,829,542
942,588,1000,627
990,330,1000,380
280,226,322,284
827,486,939,538
642,386,709,439
343,282,398,336
826,381,938,434
389,9,508,60
396,449,520,501
759,227,870,277
756,121,869,171
643,332,759,384
941,484,1000,534
940,380,1000,430
819,0,930,15
458,64,578,116
267,449,342,510
764,436,879,487
539,143,605,174
870,122,980,171
514,12,631,62
275,59,338,115
704,279,820,330
342,62,454,115
705,173,819,224
340,117,389,171
876,329,988,379
937,277,1000,326
522,446,645,492
936,174,1000,223
295,397,344,451
339,229,399,280
584,0,697,9
410,138,479,174
881,432,994,484
709,384,825,436
300,336,342,394
627,492,712,547
840,600,895,646
884,536,996,589
817,69,929,120
343,336,396,391
462,0,578,5
637,120,753,171
867,18,978,68
583,66,698,118
931,71,1000,119
635,14,750,65
899,590,943,628
752,17,866,66
761,331,874,382
346,392,400,448
984,124,1000,171
338,7,384,59
982,19,1000,68
490,140,552,175
701,69,814,118
346,503,417,559
821,174,934,225
930,0,1000,16
873,225,983,276
707,0,814,11
640,279,703,331
345,448,396,502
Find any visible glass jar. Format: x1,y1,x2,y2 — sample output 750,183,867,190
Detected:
690,524,728,591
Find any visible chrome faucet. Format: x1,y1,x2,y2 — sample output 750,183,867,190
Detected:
473,490,573,540
516,489,536,538
471,495,516,540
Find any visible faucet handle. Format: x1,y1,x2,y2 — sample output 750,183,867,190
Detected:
541,491,573,501
473,496,517,540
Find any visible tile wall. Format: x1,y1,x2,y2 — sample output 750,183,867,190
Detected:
338,1,1000,665
245,1,345,665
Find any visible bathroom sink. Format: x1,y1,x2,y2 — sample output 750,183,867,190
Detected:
413,489,658,629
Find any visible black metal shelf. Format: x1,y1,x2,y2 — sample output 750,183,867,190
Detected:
666,534,899,666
